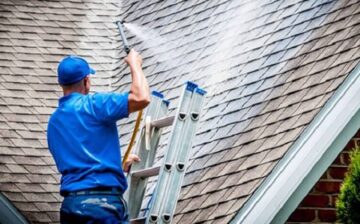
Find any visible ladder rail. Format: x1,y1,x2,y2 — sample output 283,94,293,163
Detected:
147,83,205,223
125,92,168,219
161,88,206,223
146,82,197,223
126,82,207,224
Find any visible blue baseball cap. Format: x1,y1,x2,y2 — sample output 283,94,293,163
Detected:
57,55,95,85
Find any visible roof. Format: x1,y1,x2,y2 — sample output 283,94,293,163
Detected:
118,0,360,223
234,58,360,223
1,0,360,223
0,0,122,223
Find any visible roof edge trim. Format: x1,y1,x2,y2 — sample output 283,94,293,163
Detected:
272,107,360,222
231,61,360,224
0,193,28,224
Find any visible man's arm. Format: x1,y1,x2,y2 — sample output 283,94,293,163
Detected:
125,49,150,113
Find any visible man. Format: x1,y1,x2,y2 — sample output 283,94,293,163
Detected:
47,49,150,223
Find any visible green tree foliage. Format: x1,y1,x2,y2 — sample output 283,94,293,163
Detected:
336,147,360,223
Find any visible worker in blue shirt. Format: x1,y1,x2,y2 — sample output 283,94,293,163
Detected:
47,49,150,224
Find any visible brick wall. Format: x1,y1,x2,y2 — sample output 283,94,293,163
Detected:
287,130,360,223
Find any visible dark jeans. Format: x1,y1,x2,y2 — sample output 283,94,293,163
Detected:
60,193,129,224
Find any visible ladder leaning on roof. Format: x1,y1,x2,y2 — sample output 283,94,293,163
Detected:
124,81,206,224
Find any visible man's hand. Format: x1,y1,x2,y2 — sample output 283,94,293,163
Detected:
125,49,143,68
123,154,141,173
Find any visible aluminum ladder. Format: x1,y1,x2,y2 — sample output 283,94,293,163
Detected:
125,81,206,224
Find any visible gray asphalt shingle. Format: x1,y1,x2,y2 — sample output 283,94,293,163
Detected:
0,0,120,222
118,0,360,222
1,0,360,223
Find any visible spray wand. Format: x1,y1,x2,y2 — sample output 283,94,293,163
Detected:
115,20,143,171
116,21,131,54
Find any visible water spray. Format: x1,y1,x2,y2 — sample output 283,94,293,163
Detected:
116,20,131,54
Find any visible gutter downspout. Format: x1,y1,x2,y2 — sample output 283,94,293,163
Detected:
0,193,28,224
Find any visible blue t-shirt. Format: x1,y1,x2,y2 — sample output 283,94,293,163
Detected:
47,92,129,194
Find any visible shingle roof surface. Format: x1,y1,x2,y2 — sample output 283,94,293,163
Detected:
0,0,122,223
117,0,360,223
1,0,360,223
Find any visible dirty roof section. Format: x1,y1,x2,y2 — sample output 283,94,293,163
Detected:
116,0,360,223
1,0,360,223
0,0,122,223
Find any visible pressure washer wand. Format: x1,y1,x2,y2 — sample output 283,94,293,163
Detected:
115,20,143,171
116,21,131,54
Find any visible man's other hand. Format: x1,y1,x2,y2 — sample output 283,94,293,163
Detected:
124,154,141,173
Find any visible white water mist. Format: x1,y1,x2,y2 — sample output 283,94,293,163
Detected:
124,23,173,62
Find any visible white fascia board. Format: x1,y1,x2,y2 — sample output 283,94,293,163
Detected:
273,107,360,223
231,62,360,224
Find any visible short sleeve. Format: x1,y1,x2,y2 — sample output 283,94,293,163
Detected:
91,92,129,123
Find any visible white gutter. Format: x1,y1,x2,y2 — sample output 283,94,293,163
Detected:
0,193,28,224
231,61,360,224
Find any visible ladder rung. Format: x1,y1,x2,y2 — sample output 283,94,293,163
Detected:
151,115,175,128
130,217,146,224
131,166,160,178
